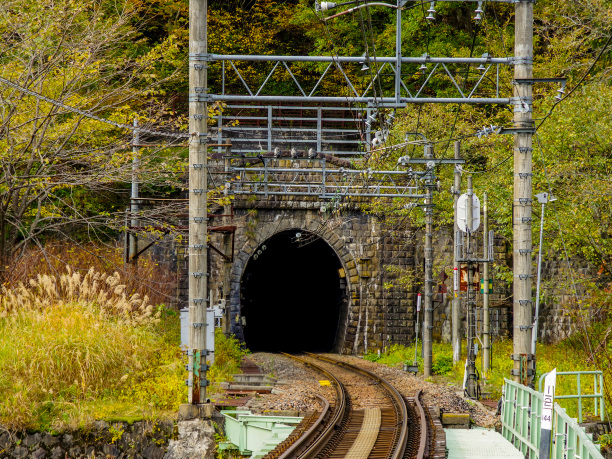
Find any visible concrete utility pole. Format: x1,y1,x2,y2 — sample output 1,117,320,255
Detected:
513,0,534,385
187,0,209,404
452,141,462,365
466,175,476,398
482,192,490,379
423,144,434,378
130,118,139,263
222,143,233,335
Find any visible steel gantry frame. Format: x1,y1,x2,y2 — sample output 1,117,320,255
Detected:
227,156,441,199
186,0,538,384
202,54,513,106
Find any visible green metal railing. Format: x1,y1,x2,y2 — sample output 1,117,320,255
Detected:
502,379,603,459
221,410,303,457
538,371,605,423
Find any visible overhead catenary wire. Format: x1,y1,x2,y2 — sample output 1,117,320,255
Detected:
535,31,612,133
0,76,188,139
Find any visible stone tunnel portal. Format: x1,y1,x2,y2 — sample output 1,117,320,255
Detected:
240,230,347,353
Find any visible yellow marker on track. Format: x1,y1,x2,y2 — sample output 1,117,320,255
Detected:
319,380,331,386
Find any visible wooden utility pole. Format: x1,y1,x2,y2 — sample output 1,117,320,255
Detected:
423,144,434,377
513,0,534,385
452,141,462,365
188,0,209,404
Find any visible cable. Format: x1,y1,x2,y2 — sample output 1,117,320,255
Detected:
0,76,188,139
458,152,512,174
535,32,612,132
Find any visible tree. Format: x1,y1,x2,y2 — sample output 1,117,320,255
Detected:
0,0,184,276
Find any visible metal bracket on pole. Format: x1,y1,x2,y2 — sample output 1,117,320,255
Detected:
511,368,535,376
510,57,534,65
511,353,535,361
189,53,213,61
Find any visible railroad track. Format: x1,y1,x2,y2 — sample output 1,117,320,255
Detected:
262,354,434,459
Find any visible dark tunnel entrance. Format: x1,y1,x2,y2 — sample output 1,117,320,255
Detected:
240,230,346,353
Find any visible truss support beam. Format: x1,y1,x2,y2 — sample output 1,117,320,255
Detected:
203,95,511,105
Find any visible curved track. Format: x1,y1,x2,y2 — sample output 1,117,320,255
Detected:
262,354,431,459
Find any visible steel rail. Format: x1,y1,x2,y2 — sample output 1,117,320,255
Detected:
278,353,349,459
278,395,330,459
304,353,409,459
413,390,428,459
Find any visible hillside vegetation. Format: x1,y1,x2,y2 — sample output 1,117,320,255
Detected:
2,0,612,422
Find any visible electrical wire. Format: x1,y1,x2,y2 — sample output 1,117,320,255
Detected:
0,76,187,139
535,32,612,133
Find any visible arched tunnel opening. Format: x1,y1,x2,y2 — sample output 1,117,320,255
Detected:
240,230,346,353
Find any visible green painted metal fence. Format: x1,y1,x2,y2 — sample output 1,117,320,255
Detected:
221,410,303,458
538,371,605,423
502,379,603,459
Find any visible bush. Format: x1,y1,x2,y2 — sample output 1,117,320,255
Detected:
209,329,249,388
432,356,454,375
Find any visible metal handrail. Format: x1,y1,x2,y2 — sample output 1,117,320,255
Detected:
501,378,604,459
538,371,605,422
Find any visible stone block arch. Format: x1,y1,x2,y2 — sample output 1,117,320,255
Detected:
228,219,360,353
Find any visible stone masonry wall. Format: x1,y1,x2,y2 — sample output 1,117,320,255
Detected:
0,420,176,459
207,197,419,355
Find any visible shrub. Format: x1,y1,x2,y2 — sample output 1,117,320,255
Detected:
432,355,454,375
208,329,249,387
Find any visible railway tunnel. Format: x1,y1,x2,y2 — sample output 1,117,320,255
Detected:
240,229,347,353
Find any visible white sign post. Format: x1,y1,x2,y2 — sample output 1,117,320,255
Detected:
539,369,557,459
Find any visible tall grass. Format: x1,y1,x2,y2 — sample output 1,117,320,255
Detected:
0,268,182,430
0,265,250,430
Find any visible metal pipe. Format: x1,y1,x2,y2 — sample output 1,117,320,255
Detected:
452,141,462,364
232,191,427,198
209,54,514,64
466,175,476,398
483,192,490,379
423,144,434,378
207,95,512,104
230,167,423,175
395,0,402,104
323,2,400,21
531,201,545,356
